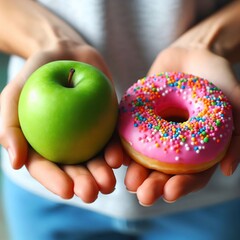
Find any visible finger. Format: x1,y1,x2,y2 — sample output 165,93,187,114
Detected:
163,165,217,203
0,126,28,169
104,134,123,169
63,164,99,203
86,156,116,194
0,86,28,169
220,135,240,176
124,161,151,193
220,86,240,176
0,53,54,168
25,150,74,199
137,171,171,206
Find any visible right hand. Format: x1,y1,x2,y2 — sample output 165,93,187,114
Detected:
0,42,124,203
124,46,240,206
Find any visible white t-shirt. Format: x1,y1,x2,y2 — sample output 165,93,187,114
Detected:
2,0,240,220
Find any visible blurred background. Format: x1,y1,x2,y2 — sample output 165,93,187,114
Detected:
0,52,10,240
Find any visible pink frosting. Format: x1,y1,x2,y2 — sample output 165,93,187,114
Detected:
118,72,233,165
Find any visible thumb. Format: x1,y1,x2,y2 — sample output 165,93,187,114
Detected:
221,85,240,176
0,81,29,169
220,133,240,176
0,126,28,169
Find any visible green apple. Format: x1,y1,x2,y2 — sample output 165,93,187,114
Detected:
18,60,118,164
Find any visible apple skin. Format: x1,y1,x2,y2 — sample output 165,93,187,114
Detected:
18,60,118,164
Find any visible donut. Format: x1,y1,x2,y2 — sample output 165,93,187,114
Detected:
118,72,233,174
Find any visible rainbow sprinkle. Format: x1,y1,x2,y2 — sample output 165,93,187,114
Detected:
119,72,233,158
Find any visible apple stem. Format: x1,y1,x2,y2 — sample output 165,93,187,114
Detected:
68,68,75,87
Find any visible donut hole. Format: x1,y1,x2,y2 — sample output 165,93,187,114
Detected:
158,107,189,123
154,93,191,123
156,106,189,123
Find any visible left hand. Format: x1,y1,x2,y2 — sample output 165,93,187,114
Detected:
124,46,240,206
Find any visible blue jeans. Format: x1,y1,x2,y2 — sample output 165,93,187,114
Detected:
2,174,240,240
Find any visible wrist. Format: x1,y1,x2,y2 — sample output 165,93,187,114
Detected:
33,27,86,57
171,1,240,63
0,0,86,59
23,16,86,58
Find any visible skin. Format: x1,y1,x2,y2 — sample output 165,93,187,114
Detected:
0,0,240,206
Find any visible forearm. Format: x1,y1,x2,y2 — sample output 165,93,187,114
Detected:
172,0,240,63
0,0,85,58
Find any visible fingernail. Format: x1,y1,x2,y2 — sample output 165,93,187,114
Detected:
139,201,153,207
162,197,176,204
127,189,137,194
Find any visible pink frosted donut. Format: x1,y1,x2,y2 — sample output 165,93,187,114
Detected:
118,72,233,174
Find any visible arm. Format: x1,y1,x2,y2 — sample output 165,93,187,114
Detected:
125,0,240,206
0,0,123,202
0,0,85,57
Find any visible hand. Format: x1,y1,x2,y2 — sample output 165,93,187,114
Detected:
124,46,240,206
0,42,123,203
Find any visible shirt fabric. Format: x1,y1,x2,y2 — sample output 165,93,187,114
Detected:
1,0,240,220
